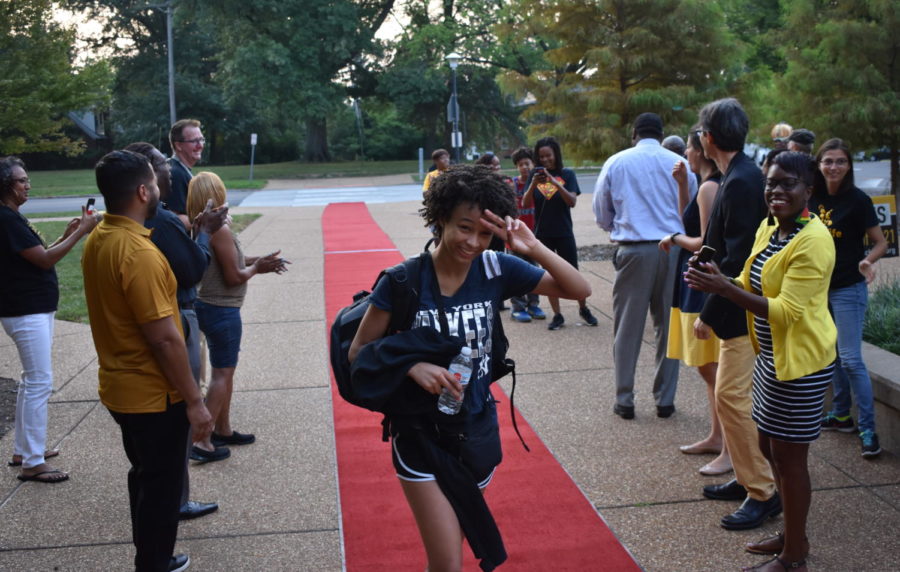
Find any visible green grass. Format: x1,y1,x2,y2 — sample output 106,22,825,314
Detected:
197,159,420,180
34,213,262,324
26,160,423,198
26,211,82,220
864,277,900,356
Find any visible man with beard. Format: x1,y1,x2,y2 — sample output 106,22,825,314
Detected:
83,150,213,572
125,142,229,519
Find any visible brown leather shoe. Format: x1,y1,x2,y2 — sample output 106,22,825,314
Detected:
745,531,783,555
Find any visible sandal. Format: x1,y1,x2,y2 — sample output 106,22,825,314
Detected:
8,449,59,467
741,556,807,571
745,531,784,555
17,469,69,484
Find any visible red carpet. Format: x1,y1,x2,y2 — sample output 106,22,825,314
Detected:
323,202,639,570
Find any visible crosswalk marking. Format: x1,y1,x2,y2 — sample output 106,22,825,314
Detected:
239,185,423,207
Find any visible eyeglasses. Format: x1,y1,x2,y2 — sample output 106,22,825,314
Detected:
773,137,788,143
820,158,848,167
765,177,802,190
13,177,30,185
178,138,206,146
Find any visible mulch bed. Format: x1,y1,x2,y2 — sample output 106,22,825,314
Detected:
0,377,16,441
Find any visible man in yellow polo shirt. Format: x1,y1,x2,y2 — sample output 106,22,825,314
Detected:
83,150,213,572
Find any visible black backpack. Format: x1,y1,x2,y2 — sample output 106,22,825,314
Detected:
329,254,425,410
328,250,528,449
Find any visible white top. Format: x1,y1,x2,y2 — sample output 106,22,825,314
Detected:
592,138,696,242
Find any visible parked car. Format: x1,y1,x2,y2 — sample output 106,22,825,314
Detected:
867,147,890,161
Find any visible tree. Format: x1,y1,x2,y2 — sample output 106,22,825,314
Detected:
197,0,395,162
779,0,900,197
376,0,545,155
0,0,111,156
499,0,739,161
718,0,787,143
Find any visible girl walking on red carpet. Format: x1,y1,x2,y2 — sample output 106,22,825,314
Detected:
349,165,591,571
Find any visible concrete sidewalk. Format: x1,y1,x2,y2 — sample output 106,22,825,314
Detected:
1,198,898,571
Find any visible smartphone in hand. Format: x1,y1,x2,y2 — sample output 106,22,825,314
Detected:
86,198,96,215
689,245,716,271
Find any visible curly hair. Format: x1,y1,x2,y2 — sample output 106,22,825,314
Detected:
0,156,26,201
420,164,517,237
510,146,533,165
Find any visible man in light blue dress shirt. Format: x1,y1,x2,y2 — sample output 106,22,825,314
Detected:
592,112,697,420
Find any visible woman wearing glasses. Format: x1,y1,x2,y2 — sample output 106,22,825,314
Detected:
0,156,98,483
810,138,887,458
686,152,836,572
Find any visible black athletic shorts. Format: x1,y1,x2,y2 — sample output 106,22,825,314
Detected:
537,235,578,269
391,400,501,488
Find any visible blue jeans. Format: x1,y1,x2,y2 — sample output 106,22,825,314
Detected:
195,301,242,368
828,281,876,433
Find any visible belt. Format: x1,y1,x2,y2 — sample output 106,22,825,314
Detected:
178,302,195,310
616,240,658,245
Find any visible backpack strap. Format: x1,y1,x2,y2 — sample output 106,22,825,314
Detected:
482,251,529,452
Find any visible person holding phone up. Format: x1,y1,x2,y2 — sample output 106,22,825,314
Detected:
523,136,598,330
686,152,836,572
0,156,99,483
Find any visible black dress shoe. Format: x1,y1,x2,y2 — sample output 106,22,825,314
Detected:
613,403,635,420
189,445,230,464
211,430,256,446
656,405,675,418
179,500,219,521
169,553,190,572
703,478,747,501
721,492,782,530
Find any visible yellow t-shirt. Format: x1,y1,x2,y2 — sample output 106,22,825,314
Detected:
422,169,445,192
82,213,183,413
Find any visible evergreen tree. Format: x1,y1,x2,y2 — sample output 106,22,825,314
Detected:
499,0,738,161
779,0,899,195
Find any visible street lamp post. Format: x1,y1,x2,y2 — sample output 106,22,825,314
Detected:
165,1,175,125
145,1,177,126
446,52,461,163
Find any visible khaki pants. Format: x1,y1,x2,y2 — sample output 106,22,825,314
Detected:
715,335,775,501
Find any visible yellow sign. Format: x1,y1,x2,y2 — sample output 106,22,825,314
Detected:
866,195,897,258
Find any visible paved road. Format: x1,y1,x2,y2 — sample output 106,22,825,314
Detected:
19,163,892,214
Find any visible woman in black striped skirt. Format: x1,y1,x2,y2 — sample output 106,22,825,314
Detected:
686,152,837,572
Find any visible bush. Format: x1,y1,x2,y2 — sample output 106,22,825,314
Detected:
864,278,900,356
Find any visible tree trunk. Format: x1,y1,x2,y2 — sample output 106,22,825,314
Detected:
304,118,331,162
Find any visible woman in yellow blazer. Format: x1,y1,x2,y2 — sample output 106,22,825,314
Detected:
686,151,835,572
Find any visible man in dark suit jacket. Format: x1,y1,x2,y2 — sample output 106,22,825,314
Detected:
695,98,780,531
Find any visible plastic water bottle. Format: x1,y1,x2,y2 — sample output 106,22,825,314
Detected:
437,346,473,415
